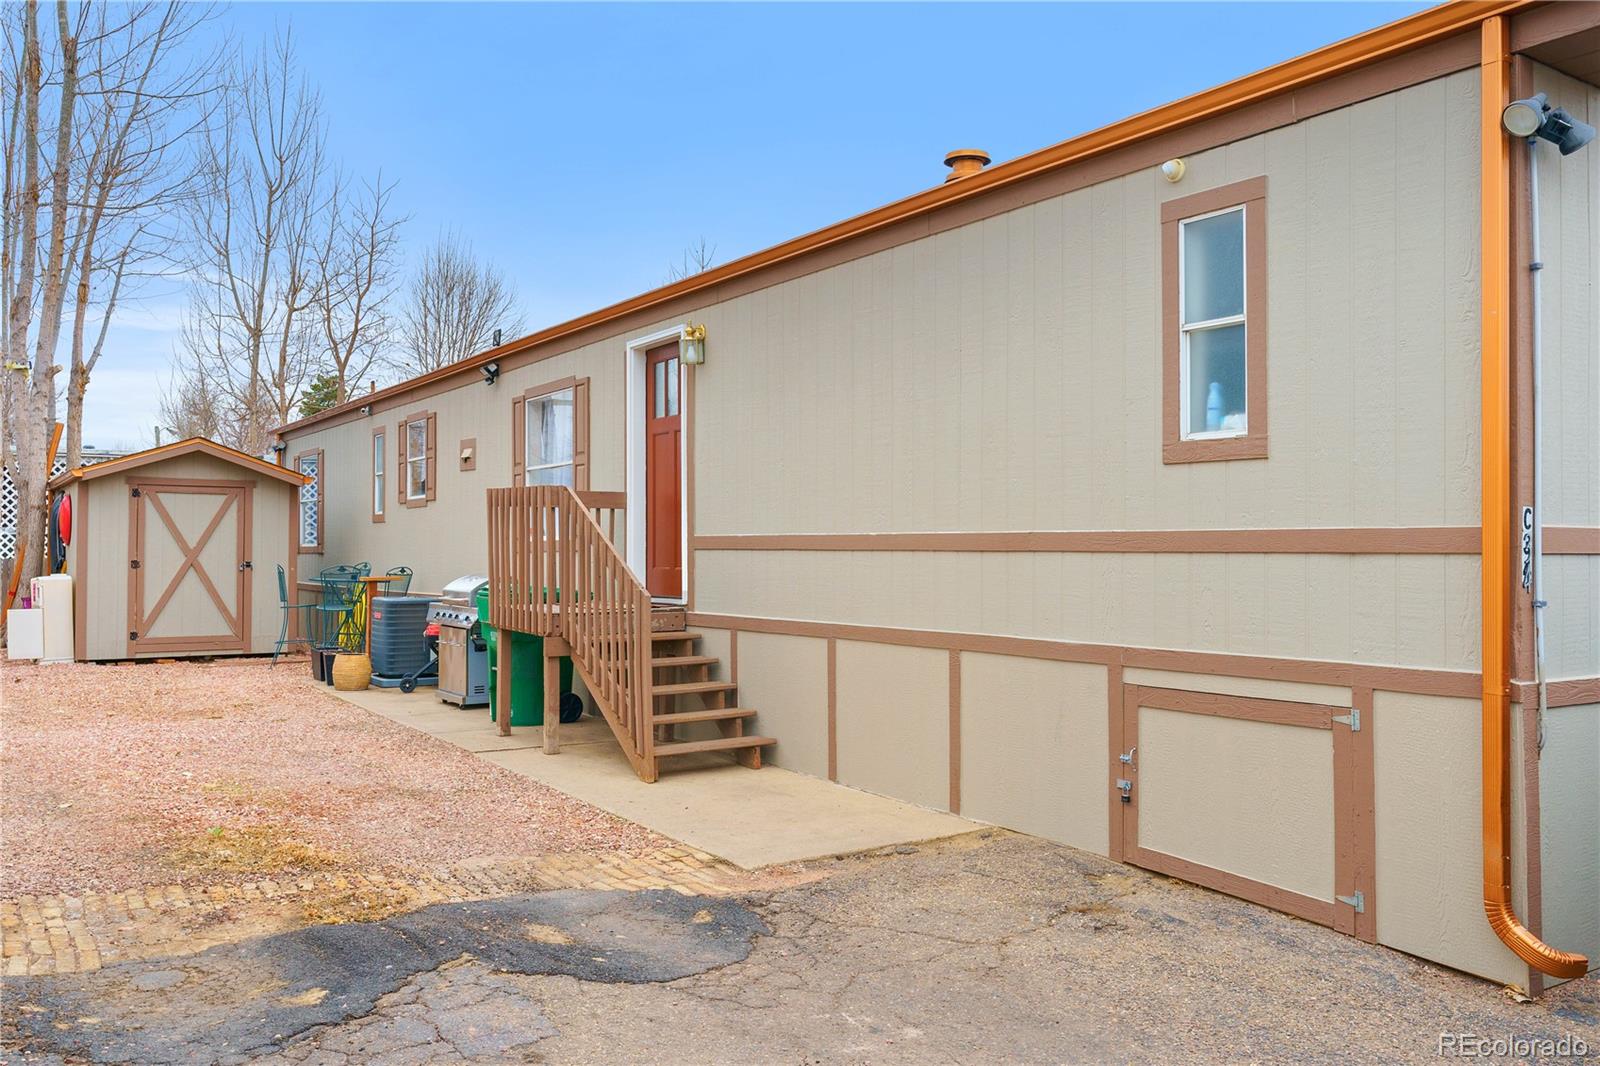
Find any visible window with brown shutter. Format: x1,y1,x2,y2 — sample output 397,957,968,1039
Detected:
512,376,590,490
400,410,437,508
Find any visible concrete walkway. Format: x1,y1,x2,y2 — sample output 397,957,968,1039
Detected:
323,682,975,869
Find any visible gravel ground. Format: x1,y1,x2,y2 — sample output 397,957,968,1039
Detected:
0,659,665,896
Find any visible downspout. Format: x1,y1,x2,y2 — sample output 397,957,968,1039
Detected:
1478,16,1588,982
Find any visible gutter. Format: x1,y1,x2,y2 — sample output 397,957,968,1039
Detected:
274,0,1536,441
1477,14,1587,982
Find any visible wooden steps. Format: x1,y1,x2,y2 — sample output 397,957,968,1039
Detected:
653,679,737,697
651,654,719,669
645,629,771,772
654,734,777,758
651,706,755,725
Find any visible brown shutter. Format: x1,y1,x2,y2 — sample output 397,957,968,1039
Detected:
397,421,406,505
425,413,438,502
573,378,591,491
511,395,526,487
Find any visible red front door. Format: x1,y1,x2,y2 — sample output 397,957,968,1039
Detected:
645,342,682,599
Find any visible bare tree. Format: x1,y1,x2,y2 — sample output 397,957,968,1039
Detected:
62,3,218,467
311,170,404,404
665,236,716,283
395,231,522,376
179,31,326,455
3,0,81,600
157,348,229,441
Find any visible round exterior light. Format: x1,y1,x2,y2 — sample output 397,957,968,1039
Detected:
1503,97,1546,138
1160,158,1186,183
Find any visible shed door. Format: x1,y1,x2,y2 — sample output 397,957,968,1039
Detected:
1117,684,1375,942
128,479,251,656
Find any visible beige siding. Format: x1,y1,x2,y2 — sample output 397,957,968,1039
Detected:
696,550,1482,672
834,640,949,811
1540,702,1600,975
958,654,1108,854
290,336,636,593
1374,692,1527,986
736,631,830,778
80,452,296,659
1529,65,1600,685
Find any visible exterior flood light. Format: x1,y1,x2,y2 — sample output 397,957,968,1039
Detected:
680,323,706,365
1502,93,1597,155
481,361,500,386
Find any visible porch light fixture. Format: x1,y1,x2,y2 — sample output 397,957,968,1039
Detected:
1160,158,1186,183
680,323,706,366
482,361,500,386
1502,92,1597,154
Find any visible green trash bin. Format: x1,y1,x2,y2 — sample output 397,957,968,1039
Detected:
477,586,574,726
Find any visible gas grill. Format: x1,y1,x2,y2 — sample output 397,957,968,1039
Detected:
428,574,489,707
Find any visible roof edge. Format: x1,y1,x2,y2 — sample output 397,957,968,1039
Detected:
276,0,1535,439
48,437,308,491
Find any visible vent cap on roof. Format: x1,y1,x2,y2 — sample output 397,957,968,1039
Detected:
943,148,991,182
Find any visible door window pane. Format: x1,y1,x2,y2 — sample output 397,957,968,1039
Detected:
1185,323,1247,436
653,360,666,418
666,357,679,416
1182,209,1244,323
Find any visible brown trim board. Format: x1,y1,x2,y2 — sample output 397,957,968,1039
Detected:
688,612,1481,699
1512,677,1600,709
826,637,838,782
72,484,87,661
274,6,1517,442
694,527,1496,554
948,649,961,815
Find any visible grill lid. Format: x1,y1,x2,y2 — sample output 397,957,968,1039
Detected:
440,573,489,604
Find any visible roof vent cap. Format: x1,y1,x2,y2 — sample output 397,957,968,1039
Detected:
943,148,991,183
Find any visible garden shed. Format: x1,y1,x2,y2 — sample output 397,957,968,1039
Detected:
48,438,305,661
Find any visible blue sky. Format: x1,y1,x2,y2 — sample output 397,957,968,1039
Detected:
86,0,1427,450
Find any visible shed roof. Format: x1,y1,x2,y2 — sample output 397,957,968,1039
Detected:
47,438,307,491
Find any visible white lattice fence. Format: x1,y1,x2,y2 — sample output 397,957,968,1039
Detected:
2,450,128,560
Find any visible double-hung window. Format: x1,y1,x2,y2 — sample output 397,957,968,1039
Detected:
371,428,386,522
1161,177,1268,464
514,377,589,489
526,387,576,487
399,410,436,507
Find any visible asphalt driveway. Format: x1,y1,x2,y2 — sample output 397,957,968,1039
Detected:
4,833,1596,1065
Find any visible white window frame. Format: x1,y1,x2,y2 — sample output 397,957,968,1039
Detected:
372,429,386,519
524,386,577,487
1177,203,1249,442
404,417,429,501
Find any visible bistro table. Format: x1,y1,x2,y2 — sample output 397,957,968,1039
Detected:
356,574,407,656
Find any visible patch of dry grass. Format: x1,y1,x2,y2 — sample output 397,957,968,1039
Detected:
167,826,342,875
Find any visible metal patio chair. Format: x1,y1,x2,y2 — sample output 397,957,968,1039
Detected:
385,565,413,595
272,564,318,664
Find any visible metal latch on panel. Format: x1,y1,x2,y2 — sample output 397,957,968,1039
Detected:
1336,890,1366,913
130,487,141,497
129,559,140,569
1119,747,1137,768
1332,708,1361,731
1116,778,1133,804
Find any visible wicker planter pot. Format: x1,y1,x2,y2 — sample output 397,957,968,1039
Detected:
332,653,372,691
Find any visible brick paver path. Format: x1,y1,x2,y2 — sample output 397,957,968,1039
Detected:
1,846,794,977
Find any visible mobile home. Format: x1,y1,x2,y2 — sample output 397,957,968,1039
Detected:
275,3,1600,991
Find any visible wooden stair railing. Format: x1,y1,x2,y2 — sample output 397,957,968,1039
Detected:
487,485,774,782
